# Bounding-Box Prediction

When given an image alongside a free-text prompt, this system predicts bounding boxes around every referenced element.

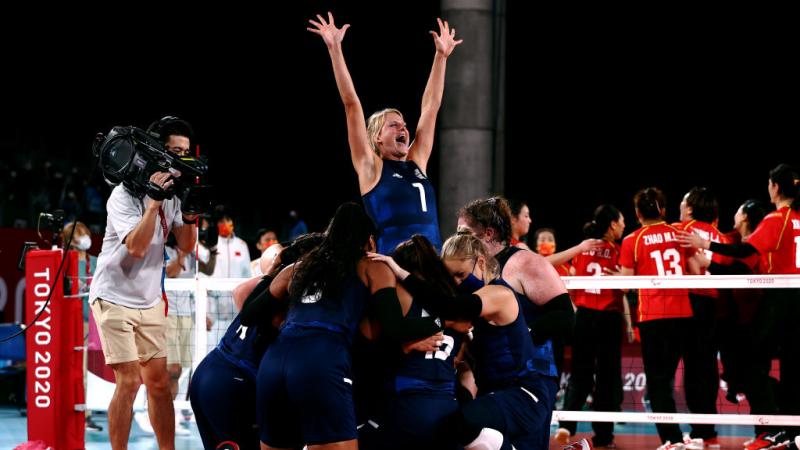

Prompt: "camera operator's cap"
[146,116,194,143]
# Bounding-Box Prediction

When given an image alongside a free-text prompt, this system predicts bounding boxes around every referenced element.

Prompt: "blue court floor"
[0,407,202,450]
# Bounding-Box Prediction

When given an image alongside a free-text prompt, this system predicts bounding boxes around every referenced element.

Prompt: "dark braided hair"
[289,203,376,301]
[392,235,457,297]
[684,187,719,223]
[769,164,800,211]
[634,187,666,220]
[740,199,770,234]
[583,204,622,239]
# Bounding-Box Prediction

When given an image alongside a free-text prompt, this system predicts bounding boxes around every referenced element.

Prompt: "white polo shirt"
[89,185,184,309]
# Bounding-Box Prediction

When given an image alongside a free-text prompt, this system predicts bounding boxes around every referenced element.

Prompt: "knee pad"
[464,428,504,450]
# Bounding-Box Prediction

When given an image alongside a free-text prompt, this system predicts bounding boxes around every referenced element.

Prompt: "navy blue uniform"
[256,275,369,447]
[461,279,555,450]
[495,247,559,378]
[190,314,268,450]
[377,302,462,450]
[362,160,441,254]
[493,250,561,450]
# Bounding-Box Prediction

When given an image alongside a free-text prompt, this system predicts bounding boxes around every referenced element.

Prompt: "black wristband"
[182,214,197,225]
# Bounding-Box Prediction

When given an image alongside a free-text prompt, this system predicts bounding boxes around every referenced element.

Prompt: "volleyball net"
[83,275,800,427]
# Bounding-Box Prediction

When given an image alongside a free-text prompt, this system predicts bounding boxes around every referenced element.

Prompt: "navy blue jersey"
[394,301,462,395]
[362,160,441,254]
[469,279,539,390]
[495,247,559,378]
[190,349,259,449]
[282,274,370,345]
[216,314,267,379]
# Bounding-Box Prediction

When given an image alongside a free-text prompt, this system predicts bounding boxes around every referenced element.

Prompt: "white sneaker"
[682,433,704,449]
[657,441,685,450]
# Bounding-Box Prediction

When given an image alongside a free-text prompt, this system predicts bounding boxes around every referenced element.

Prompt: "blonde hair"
[62,221,90,246]
[441,234,499,280]
[366,108,403,155]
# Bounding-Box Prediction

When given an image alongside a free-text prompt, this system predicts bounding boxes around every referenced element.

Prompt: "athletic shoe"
[563,438,593,449]
[744,432,786,450]
[682,435,704,449]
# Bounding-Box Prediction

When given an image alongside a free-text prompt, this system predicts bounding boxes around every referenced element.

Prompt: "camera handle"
[145,181,172,201]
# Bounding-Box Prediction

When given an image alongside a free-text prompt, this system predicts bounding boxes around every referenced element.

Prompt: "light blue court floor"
[0,405,758,449]
[0,406,203,449]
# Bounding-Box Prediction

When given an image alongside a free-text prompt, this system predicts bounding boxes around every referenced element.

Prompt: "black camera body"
[93,126,212,215]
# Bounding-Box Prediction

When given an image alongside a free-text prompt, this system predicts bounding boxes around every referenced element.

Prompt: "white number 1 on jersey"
[411,183,428,212]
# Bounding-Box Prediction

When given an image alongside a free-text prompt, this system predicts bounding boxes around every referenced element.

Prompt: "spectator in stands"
[212,214,252,278]
[250,228,279,276]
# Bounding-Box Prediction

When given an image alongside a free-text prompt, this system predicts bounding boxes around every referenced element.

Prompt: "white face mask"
[74,235,92,251]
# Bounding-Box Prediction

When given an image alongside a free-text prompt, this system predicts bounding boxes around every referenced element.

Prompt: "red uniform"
[556,262,572,277]
[746,206,800,274]
[674,220,731,298]
[620,222,692,322]
[572,240,624,312]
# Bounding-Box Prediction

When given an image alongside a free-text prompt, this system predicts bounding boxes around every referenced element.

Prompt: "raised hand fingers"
[327,11,335,26]
[316,14,327,26]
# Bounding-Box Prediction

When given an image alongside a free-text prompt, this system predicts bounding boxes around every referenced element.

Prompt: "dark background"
[1,2,795,251]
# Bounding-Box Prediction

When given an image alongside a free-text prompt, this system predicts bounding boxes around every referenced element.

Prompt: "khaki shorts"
[166,315,194,367]
[90,298,167,365]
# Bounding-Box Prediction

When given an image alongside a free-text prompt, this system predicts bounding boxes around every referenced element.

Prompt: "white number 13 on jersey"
[412,183,428,212]
[649,249,683,276]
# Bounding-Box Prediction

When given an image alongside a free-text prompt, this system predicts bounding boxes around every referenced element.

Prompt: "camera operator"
[88,116,198,450]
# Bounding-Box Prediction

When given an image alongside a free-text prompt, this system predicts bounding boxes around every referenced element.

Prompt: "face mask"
[74,235,91,251]
[458,273,485,294]
[537,241,555,256]
[261,239,278,251]
[218,223,234,238]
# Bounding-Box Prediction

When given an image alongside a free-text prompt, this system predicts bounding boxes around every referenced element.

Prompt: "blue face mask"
[458,273,485,294]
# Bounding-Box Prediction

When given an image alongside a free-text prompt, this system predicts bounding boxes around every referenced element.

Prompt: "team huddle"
[186,12,573,450]
[190,194,576,450]
[86,10,800,450]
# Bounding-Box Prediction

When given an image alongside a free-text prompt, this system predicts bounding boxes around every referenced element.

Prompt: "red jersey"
[673,220,731,298]
[556,262,572,277]
[747,206,800,274]
[619,222,692,322]
[572,240,624,312]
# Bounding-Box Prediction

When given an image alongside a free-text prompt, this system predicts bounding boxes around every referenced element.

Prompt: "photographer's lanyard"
[158,207,169,316]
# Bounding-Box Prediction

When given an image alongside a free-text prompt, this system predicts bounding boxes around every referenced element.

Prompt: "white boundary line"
[553,410,800,426]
